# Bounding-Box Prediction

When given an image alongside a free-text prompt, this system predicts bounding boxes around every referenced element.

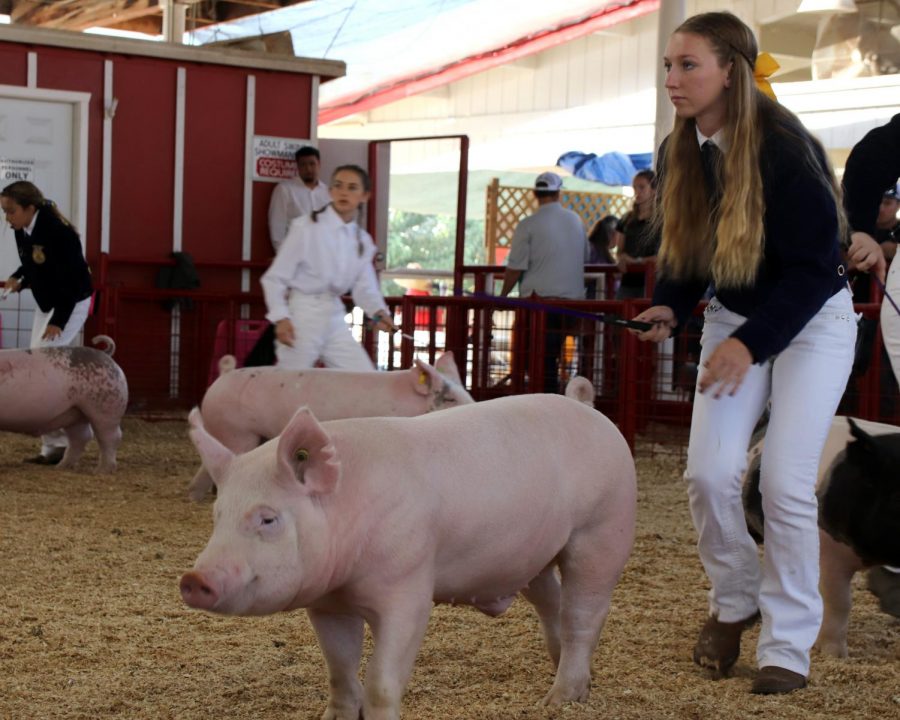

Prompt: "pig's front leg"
[363,592,434,720]
[816,528,865,658]
[521,565,562,667]
[307,609,365,720]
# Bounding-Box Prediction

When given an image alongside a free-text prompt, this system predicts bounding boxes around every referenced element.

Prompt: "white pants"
[881,262,900,386]
[31,296,92,454]
[685,288,856,676]
[275,292,375,371]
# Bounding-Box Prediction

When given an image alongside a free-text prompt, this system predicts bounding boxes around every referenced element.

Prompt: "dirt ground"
[1,418,897,720]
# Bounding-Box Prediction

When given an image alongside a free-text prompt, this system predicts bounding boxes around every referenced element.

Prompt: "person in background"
[586,214,618,299]
[841,113,900,617]
[632,12,856,695]
[2,180,93,465]
[261,164,396,370]
[614,170,661,299]
[500,171,588,393]
[267,145,331,252]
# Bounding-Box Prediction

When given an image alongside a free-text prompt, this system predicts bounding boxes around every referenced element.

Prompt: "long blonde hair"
[656,12,844,288]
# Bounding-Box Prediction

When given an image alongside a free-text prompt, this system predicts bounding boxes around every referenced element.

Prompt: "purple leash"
[463,291,654,332]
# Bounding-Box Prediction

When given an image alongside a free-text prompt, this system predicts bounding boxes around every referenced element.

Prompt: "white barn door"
[0,86,89,349]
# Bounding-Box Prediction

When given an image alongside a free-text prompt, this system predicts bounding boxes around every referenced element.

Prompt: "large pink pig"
[188,352,473,500]
[743,415,900,658]
[181,394,636,719]
[0,335,127,473]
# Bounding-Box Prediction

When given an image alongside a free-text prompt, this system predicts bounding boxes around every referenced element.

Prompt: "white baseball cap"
[534,172,563,192]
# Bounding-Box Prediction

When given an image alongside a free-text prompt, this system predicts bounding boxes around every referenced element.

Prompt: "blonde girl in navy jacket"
[633,12,856,695]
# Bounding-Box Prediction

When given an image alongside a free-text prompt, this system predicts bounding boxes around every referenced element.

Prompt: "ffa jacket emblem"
[32,245,46,264]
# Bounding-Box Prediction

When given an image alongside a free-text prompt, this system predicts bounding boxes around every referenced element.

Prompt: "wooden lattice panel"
[485,178,632,263]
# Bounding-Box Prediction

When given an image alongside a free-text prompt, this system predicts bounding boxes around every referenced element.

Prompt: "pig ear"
[414,358,448,395]
[847,418,900,483]
[188,408,234,488]
[408,362,435,397]
[434,351,462,383]
[276,407,340,495]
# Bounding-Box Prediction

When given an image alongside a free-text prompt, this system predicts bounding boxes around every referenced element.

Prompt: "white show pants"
[30,296,92,454]
[881,261,900,386]
[684,288,856,676]
[275,292,375,371]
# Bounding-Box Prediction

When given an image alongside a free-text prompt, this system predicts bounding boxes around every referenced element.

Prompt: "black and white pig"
[743,415,900,657]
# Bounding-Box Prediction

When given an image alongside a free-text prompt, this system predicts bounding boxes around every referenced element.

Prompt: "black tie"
[700,140,722,207]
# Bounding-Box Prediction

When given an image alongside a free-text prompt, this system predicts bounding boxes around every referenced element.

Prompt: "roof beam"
[9,0,205,31]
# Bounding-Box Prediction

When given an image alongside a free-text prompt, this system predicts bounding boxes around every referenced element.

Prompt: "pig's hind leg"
[543,522,632,706]
[91,420,123,474]
[307,609,365,720]
[56,419,93,470]
[521,565,562,666]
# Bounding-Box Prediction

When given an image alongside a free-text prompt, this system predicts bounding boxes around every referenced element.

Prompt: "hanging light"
[797,0,858,13]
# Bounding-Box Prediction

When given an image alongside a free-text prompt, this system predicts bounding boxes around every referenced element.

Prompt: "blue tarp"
[557,151,654,186]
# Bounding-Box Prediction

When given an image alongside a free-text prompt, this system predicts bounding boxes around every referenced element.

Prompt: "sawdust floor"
[1,418,898,720]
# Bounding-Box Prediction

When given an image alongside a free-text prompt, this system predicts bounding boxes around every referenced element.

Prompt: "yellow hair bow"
[754,52,780,101]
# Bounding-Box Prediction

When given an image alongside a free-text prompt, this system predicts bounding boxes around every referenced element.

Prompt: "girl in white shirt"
[261,165,396,370]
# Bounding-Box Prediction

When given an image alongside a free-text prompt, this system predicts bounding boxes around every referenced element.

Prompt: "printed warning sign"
[252,136,312,182]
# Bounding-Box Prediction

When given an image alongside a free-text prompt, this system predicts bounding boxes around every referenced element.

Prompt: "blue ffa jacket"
[653,125,848,363]
[11,206,93,330]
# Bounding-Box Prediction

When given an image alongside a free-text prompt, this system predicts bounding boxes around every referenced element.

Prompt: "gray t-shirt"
[506,202,587,299]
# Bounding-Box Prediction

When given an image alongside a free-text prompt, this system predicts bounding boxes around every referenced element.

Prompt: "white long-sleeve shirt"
[267,177,331,250]
[261,205,388,322]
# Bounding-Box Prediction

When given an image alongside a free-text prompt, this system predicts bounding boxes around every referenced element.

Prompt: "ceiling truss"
[0,0,310,35]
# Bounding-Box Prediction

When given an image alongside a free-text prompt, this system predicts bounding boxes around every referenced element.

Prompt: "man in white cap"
[500,171,588,393]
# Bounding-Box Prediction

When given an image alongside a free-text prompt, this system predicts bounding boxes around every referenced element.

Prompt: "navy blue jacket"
[653,125,847,363]
[11,206,93,330]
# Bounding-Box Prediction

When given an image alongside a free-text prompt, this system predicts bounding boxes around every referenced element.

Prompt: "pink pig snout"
[180,570,222,610]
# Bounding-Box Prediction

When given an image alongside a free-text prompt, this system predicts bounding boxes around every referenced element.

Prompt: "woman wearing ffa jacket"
[2,180,93,465]
[633,12,856,694]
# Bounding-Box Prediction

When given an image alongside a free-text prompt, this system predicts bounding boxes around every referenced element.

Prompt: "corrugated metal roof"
[189,0,627,108]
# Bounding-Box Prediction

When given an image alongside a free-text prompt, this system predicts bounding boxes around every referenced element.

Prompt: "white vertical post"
[170,66,187,398]
[309,75,319,143]
[162,0,188,44]
[242,75,255,299]
[26,51,37,87]
[101,60,114,254]
[653,0,686,161]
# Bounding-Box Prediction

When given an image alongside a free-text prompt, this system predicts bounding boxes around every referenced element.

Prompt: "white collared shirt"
[696,126,728,152]
[261,204,387,322]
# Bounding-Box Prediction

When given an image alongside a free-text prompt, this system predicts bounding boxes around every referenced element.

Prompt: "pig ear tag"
[418,371,427,384]
[295,448,310,463]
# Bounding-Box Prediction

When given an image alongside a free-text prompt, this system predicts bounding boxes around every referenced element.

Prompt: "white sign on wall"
[252,135,313,183]
[0,157,35,183]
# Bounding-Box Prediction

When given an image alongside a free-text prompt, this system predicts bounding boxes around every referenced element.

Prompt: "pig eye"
[295,448,310,462]
[261,515,278,526]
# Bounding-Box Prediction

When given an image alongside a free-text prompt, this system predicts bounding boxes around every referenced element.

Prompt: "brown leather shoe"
[751,666,807,694]
[692,610,761,677]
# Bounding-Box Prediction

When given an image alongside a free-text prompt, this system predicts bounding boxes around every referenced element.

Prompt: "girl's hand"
[631,305,676,343]
[3,276,21,295]
[275,318,295,347]
[847,232,887,283]
[697,337,752,398]
[42,324,62,341]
